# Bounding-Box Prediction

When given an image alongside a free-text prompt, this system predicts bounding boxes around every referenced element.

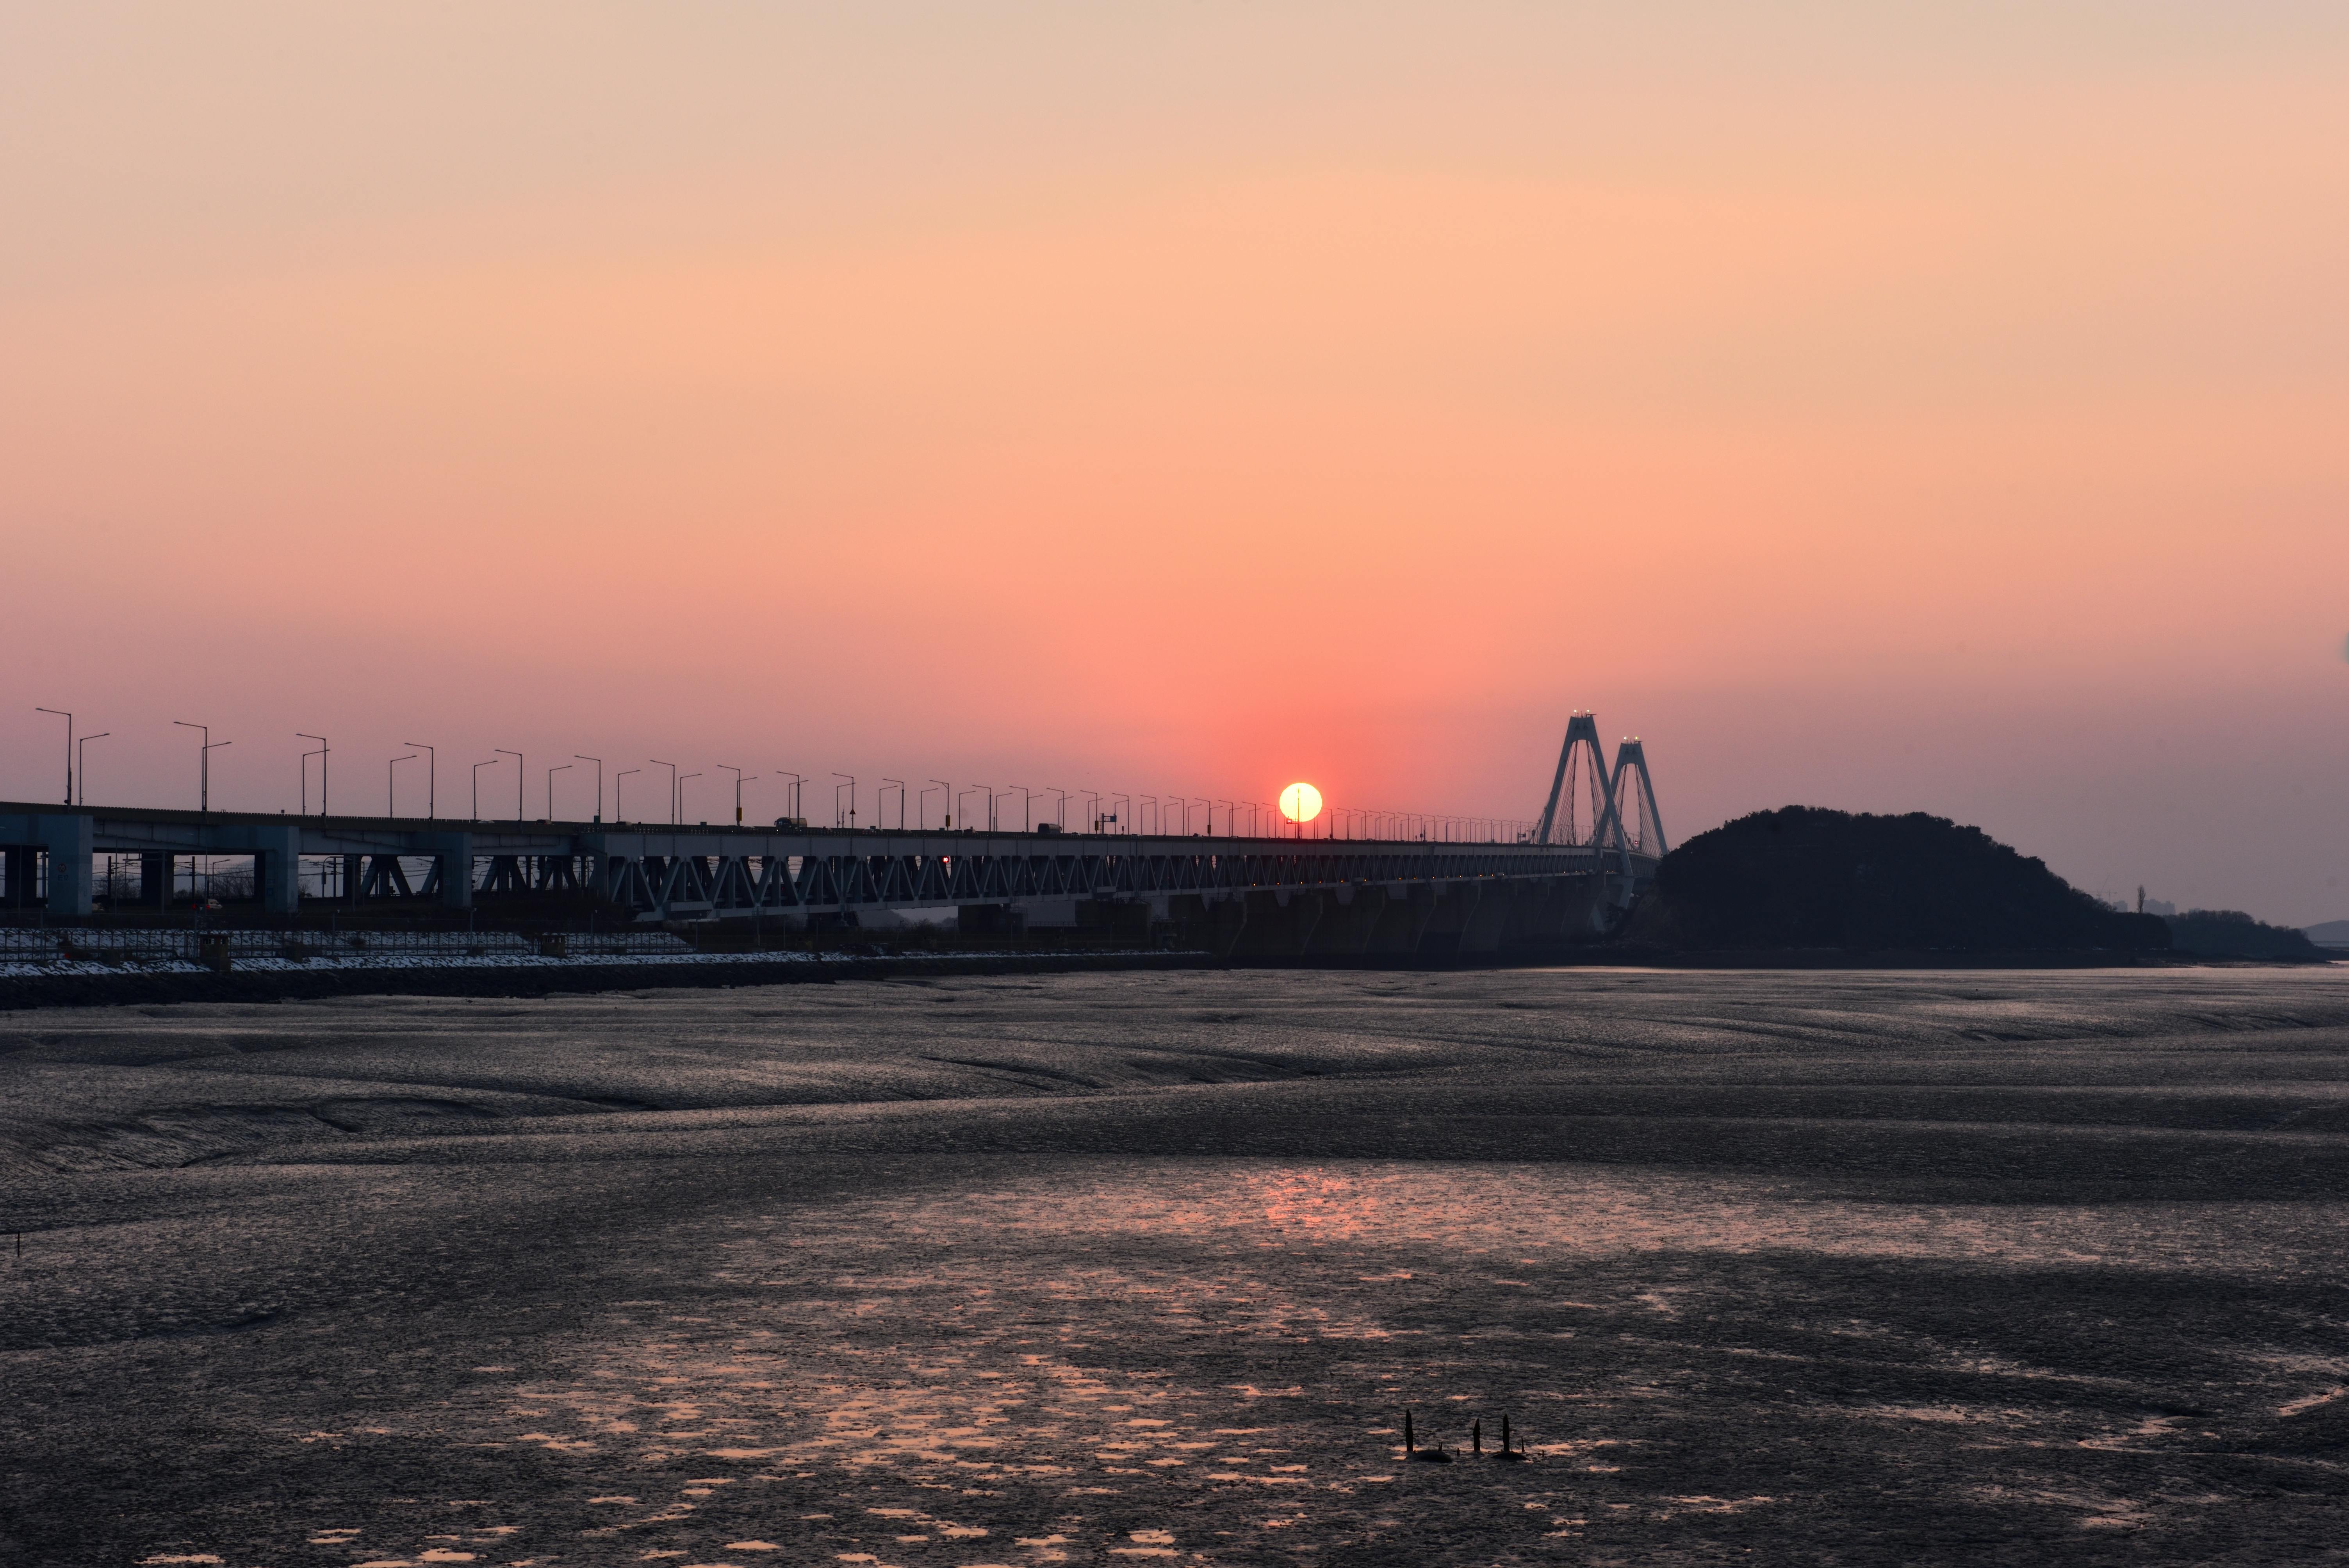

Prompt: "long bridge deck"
[1,802,1656,945]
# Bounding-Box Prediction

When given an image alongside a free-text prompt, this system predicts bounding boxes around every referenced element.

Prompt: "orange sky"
[4,4,2347,918]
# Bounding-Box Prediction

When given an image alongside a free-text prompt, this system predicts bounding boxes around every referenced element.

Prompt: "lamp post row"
[29,710,1539,840]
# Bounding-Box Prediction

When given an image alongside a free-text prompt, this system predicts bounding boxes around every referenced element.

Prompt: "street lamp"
[171,722,228,813]
[651,759,678,825]
[403,743,436,818]
[297,733,328,816]
[495,748,522,823]
[33,708,71,805]
[472,760,495,820]
[575,755,603,823]
[776,771,806,824]
[959,784,986,832]
[1046,787,1067,830]
[679,772,703,822]
[881,778,905,830]
[923,779,948,830]
[390,753,417,815]
[75,733,108,806]
[547,762,572,820]
[1112,794,1130,836]
[615,768,641,823]
[834,773,857,829]
[720,765,755,827]
[1081,789,1100,833]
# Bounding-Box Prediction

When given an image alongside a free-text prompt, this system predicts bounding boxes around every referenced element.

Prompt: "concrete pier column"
[3,846,33,909]
[1457,882,1507,953]
[35,815,94,916]
[142,853,173,908]
[427,832,474,909]
[251,827,301,915]
[342,853,364,902]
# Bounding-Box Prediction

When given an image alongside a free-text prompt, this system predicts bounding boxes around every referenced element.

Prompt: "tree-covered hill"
[1641,806,2171,953]
[2164,910,2323,960]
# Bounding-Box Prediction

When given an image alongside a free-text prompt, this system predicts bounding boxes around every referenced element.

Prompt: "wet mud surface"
[3,968,2347,1565]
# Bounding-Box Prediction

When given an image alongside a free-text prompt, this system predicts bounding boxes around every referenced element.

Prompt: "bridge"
[1,715,1664,956]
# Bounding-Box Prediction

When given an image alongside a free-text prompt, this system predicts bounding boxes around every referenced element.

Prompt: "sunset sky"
[4,4,2345,920]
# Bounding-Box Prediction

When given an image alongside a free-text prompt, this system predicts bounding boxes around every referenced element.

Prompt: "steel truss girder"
[7,800,1665,924]
[577,841,1654,922]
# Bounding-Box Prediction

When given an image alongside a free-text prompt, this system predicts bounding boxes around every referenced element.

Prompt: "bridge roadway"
[0,802,1657,946]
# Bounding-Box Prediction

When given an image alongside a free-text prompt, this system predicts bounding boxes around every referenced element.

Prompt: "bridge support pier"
[1458,882,1510,954]
[3,846,34,909]
[34,815,93,916]
[1365,885,1433,955]
[252,827,301,915]
[1302,884,1386,956]
[1417,882,1479,957]
[427,832,474,909]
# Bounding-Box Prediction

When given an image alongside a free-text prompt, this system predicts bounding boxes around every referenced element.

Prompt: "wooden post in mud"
[1403,1406,1453,1463]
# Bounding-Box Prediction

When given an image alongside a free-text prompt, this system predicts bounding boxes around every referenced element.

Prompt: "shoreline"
[0,950,1214,1010]
[0,944,2325,1011]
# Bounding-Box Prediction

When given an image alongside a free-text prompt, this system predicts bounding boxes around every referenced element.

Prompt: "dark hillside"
[1647,806,2170,953]
[2166,910,2324,960]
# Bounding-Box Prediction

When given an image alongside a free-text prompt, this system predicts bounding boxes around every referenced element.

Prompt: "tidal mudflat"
[4,968,2347,1566]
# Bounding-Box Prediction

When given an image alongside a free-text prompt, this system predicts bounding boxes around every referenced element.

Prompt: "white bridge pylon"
[1531,713,1667,899]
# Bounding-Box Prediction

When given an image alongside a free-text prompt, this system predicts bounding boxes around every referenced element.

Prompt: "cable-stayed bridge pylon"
[1531,712,1667,911]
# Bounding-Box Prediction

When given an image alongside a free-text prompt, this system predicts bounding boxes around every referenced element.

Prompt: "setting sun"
[1279,782,1323,824]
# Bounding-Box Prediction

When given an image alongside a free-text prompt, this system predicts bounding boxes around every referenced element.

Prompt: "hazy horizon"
[5,3,2345,922]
